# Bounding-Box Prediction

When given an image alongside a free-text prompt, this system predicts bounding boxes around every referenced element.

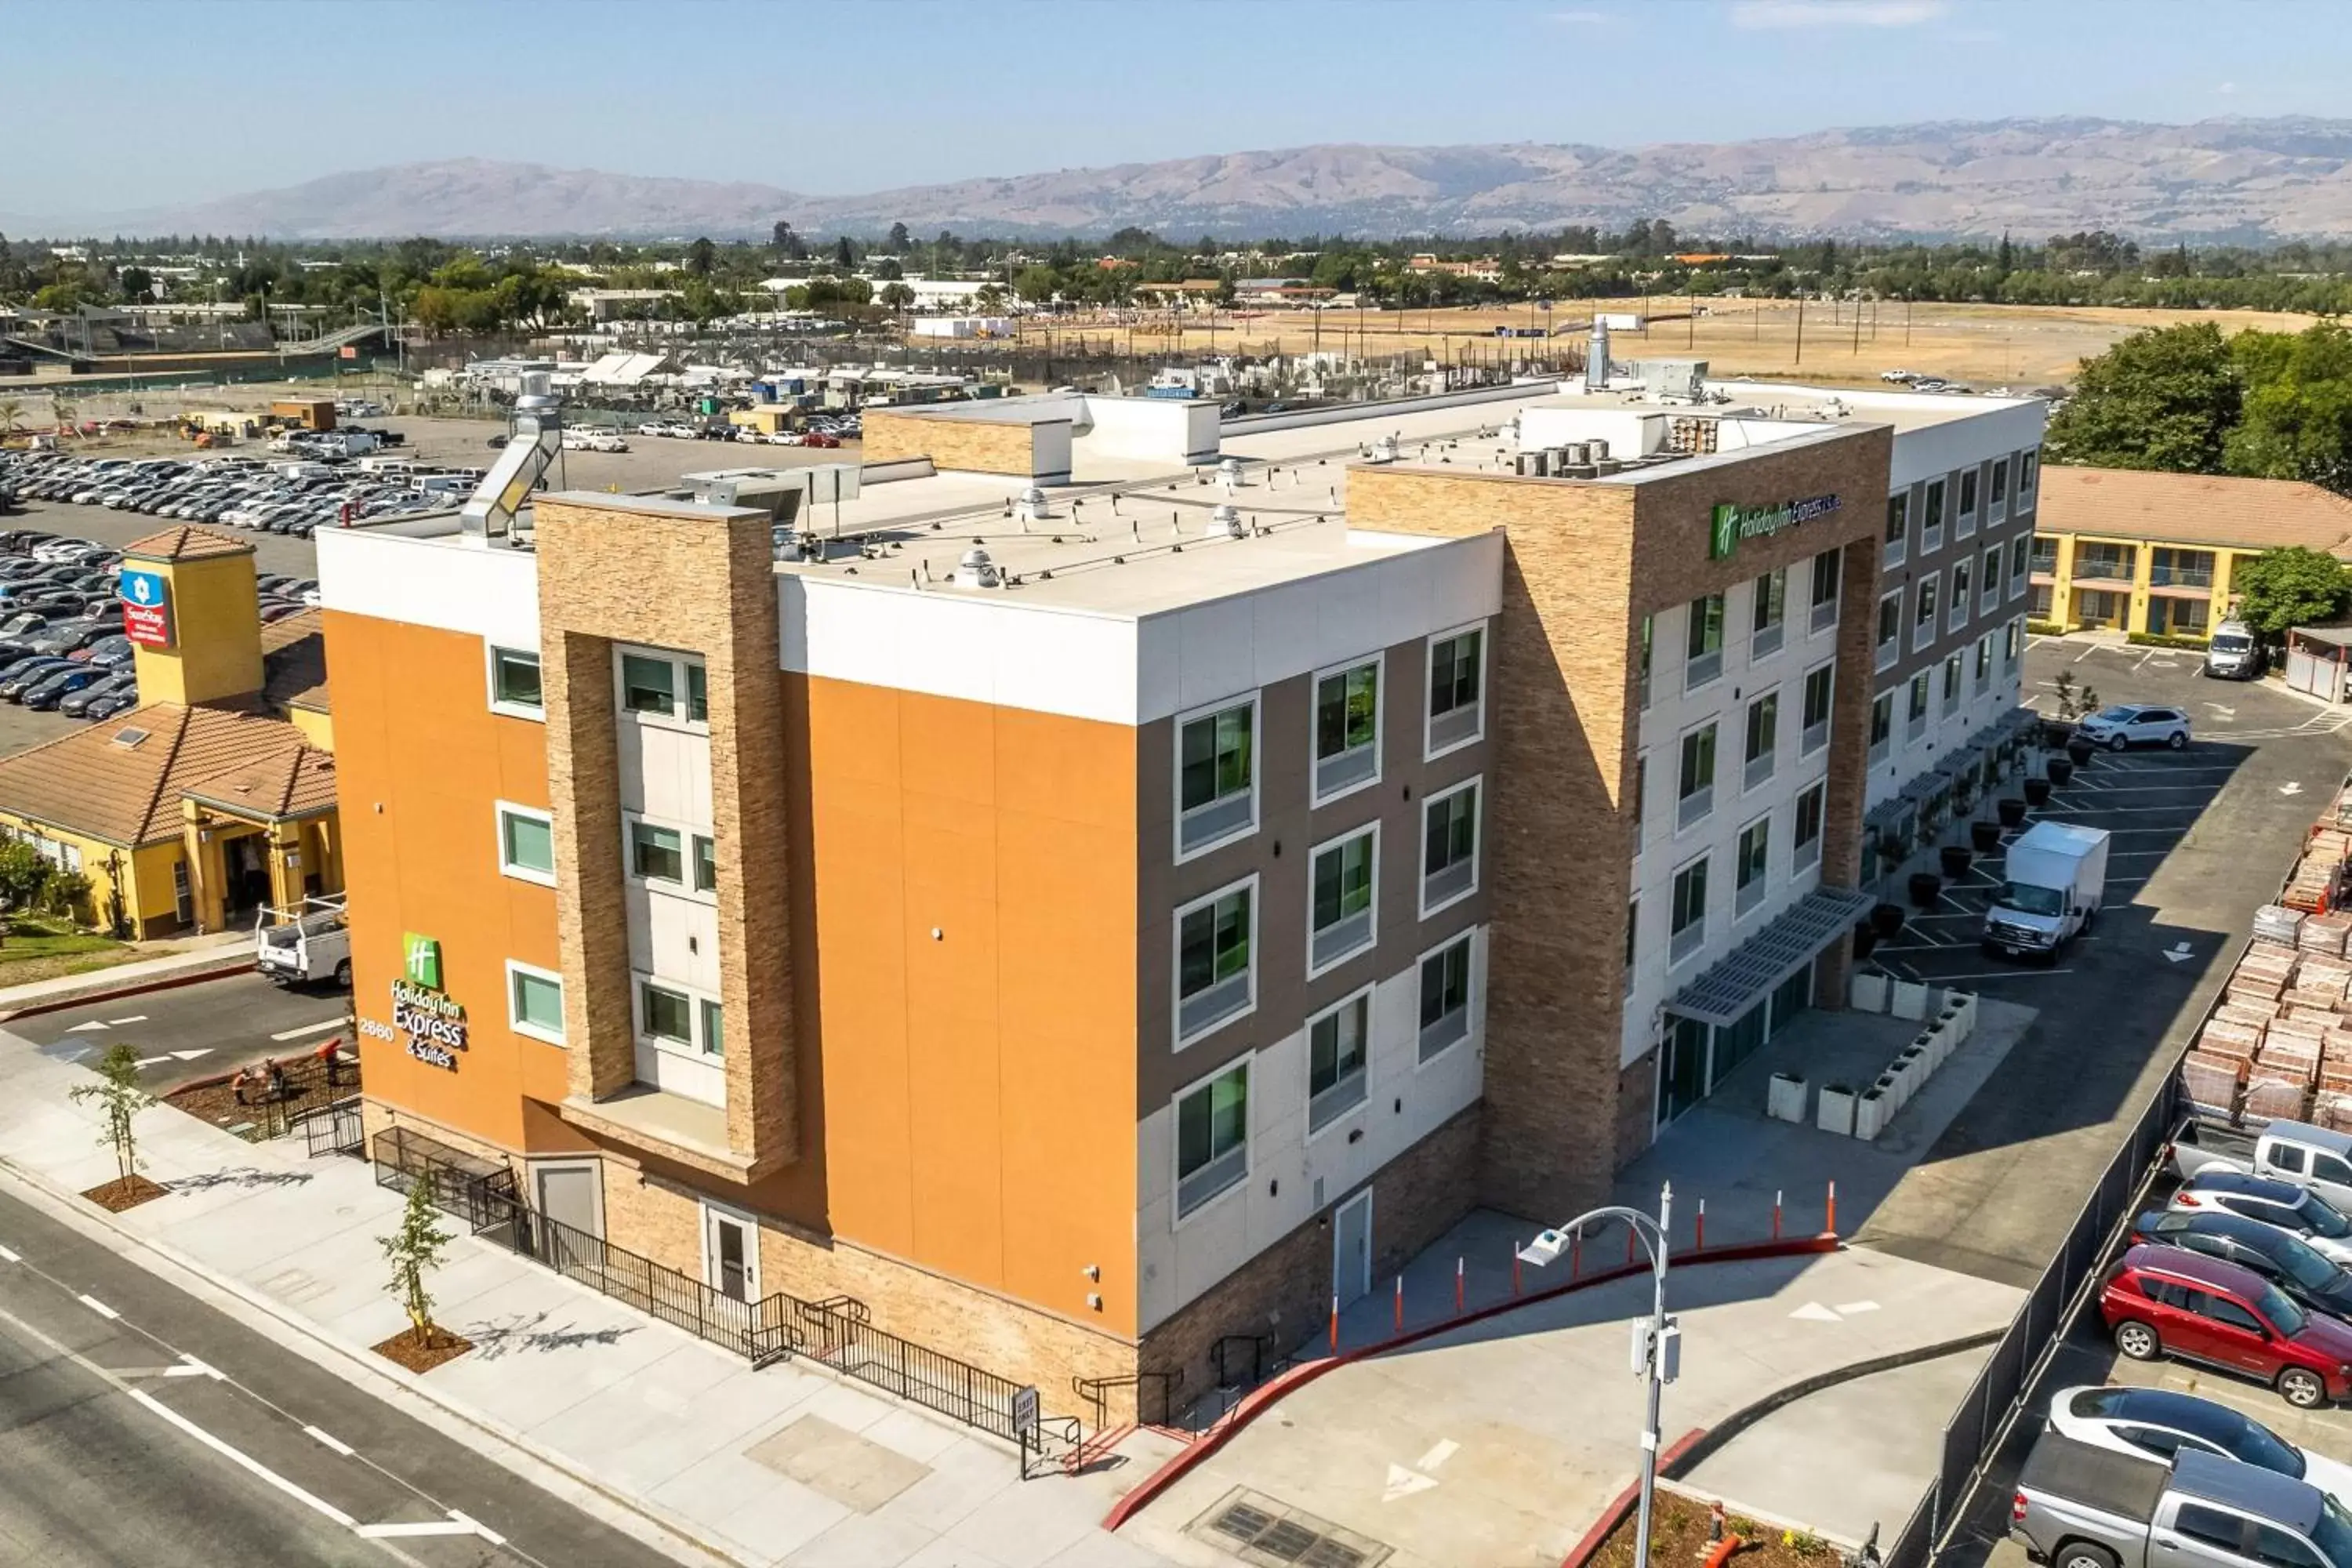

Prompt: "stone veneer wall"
[532,495,800,1179]
[859,412,1052,477]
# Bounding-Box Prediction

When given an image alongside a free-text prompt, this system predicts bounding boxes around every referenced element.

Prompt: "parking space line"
[1904,967,2080,982]
[129,1390,360,1530]
[77,1293,118,1319]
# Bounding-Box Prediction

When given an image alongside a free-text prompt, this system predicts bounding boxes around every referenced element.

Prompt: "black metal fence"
[371,1127,518,1231]
[802,1295,1032,1440]
[1879,1073,2183,1568]
[291,1096,363,1159]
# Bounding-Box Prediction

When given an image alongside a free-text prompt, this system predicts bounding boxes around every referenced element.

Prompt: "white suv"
[2075,703,2192,752]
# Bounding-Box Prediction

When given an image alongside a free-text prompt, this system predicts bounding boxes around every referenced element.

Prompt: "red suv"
[2102,1243,2352,1408]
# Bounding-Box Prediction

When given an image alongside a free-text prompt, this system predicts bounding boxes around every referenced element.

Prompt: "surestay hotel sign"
[1708,494,1841,561]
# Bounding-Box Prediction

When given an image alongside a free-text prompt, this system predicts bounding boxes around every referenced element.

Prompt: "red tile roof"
[2041,466,2352,557]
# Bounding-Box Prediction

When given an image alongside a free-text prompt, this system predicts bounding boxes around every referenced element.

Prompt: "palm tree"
[49,395,77,442]
[0,400,21,437]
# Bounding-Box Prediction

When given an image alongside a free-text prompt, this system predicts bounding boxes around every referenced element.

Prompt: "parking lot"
[1842,638,2352,1290]
[12,971,347,1094]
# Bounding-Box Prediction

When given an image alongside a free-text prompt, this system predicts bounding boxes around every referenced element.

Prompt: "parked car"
[2174,1121,2352,1214]
[0,658,74,701]
[24,665,107,710]
[58,672,134,718]
[82,686,140,720]
[2169,1172,2352,1266]
[2011,1427,2352,1568]
[2046,1384,2352,1507]
[2100,1243,2352,1406]
[2133,1208,2352,1322]
[2075,704,2192,752]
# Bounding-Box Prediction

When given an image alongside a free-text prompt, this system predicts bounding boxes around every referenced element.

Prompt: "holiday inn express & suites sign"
[357,932,471,1071]
[1708,494,1842,560]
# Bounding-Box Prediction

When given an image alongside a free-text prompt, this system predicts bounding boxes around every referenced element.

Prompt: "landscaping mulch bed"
[163,1053,359,1139]
[82,1173,169,1212]
[1589,1491,1839,1568]
[372,1324,473,1374]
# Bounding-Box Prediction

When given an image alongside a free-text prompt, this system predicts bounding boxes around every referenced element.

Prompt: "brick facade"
[861,411,1054,477]
[534,494,800,1181]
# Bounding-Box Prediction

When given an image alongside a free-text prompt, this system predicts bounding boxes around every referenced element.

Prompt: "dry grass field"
[1018,296,2323,392]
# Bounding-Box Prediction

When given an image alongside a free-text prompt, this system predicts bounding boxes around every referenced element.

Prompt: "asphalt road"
[14,971,349,1093]
[1856,639,2352,1287]
[0,1180,688,1567]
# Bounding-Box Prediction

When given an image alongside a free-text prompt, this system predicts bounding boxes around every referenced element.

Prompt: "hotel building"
[320,374,2038,1414]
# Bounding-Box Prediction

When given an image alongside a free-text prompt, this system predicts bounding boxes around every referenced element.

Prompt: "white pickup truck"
[2174,1120,2352,1215]
[254,897,351,989]
[2012,1428,2352,1568]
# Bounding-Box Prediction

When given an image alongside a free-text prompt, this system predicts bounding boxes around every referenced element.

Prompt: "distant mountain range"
[24,117,2352,242]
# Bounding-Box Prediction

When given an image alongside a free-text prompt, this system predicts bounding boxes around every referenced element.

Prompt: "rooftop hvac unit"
[1555,441,1591,467]
[1587,436,1610,460]
[1369,434,1400,463]
[1516,448,1551,477]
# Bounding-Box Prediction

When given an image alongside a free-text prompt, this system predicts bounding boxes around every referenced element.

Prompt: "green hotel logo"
[1707,493,1842,560]
[402,933,442,990]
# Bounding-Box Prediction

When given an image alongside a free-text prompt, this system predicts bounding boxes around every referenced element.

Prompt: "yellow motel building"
[2031,466,2352,641]
[0,526,338,938]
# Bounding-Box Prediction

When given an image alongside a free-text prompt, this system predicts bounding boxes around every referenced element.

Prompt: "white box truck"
[1983,821,2110,961]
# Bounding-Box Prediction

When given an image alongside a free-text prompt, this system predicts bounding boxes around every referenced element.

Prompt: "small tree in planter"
[67,1043,162,1210]
[376,1172,470,1371]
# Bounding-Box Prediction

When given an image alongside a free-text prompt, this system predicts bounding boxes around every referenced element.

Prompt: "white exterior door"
[1333,1191,1373,1310]
[702,1202,759,1304]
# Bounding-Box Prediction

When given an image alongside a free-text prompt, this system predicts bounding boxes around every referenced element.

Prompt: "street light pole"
[1516,1184,1677,1568]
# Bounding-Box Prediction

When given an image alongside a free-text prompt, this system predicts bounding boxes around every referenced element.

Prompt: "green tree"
[2045,323,2244,474]
[833,235,855,270]
[878,281,915,314]
[2227,321,2352,496]
[67,1043,154,1188]
[974,282,1010,314]
[886,221,911,254]
[380,1171,456,1340]
[1012,266,1060,305]
[0,399,21,436]
[117,265,154,300]
[2231,546,2352,638]
[685,237,717,278]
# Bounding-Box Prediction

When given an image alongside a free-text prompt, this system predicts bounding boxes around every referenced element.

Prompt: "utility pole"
[1794,293,1806,367]
[1852,292,1863,355]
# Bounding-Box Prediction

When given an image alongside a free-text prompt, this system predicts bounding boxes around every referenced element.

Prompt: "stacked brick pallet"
[2283,826,2352,913]
[2188,905,2352,1128]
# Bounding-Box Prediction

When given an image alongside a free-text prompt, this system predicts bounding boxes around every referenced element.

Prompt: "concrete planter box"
[1890,979,1932,1021]
[1937,1006,1973,1053]
[1922,1023,1952,1072]
[1850,972,1889,1013]
[1856,1090,1890,1142]
[1817,1085,1857,1138]
[1767,1073,1809,1124]
[1945,990,1979,1035]
[1893,1045,1927,1098]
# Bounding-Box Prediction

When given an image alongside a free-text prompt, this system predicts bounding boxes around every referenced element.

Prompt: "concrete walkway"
[1120,1244,2022,1568]
[0,1033,1179,1568]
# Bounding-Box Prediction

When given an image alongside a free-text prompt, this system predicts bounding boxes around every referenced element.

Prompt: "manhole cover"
[1189,1487,1390,1568]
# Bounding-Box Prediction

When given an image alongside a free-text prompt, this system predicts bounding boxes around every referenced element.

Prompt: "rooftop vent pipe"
[1586,319,1611,393]
[462,373,562,541]
[955,547,1001,588]
[1209,503,1246,539]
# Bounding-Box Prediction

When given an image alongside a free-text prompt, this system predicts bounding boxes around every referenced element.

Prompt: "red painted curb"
[1099,1232,1838,1533]
[1558,1428,1709,1568]
[0,960,256,1022]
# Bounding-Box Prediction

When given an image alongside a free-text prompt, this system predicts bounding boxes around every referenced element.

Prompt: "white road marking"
[448,1512,503,1546]
[1834,1301,1882,1315]
[133,1055,174,1069]
[1903,967,2081,982]
[105,1015,146,1025]
[165,1356,222,1380]
[168,1048,210,1062]
[66,1021,107,1033]
[1791,1301,1843,1323]
[2282,782,2305,797]
[0,1244,20,1263]
[269,1018,345,1043]
[2165,942,2195,964]
[129,1389,359,1530]
[76,1294,118,1319]
[356,1521,478,1539]
[1416,1439,1460,1472]
[303,1425,355,1457]
[1382,1462,1440,1502]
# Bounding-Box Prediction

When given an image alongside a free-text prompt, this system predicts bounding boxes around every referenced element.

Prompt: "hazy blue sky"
[9,0,2352,217]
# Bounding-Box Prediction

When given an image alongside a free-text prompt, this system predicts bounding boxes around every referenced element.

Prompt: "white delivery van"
[2205,620,2263,680]
[1983,821,2111,961]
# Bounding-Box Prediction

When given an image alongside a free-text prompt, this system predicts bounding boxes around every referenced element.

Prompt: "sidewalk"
[0,928,252,1018]
[0,1031,1179,1568]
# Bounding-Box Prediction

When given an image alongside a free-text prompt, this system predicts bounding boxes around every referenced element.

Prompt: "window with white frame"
[1428,626,1485,754]
[1734,816,1769,916]
[507,960,564,1044]
[637,975,720,1058]
[1884,492,1909,566]
[1686,593,1726,691]
[1676,723,1716,830]
[1175,1061,1250,1218]
[1981,545,2003,611]
[1417,933,1473,1062]
[1624,897,1639,996]
[1907,671,1930,736]
[1793,782,1826,872]
[1177,697,1257,856]
[629,818,684,885]
[2005,618,2023,666]
[1312,658,1381,800]
[1991,453,2011,508]
[618,648,706,725]
[1309,826,1377,972]
[1632,753,1648,845]
[1951,557,1971,627]
[1924,477,1946,546]
[1637,615,1654,710]
[700,996,724,1058]
[1869,691,1893,764]
[1876,589,1902,672]
[1669,855,1708,966]
[1307,990,1370,1134]
[1800,664,1833,756]
[1942,652,1962,714]
[488,646,543,717]
[1976,632,1993,687]
[1751,568,1787,661]
[2010,534,2031,593]
[1809,547,1842,633]
[1175,880,1255,1043]
[1958,467,1979,524]
[1913,575,1939,649]
[497,802,555,886]
[2020,450,2038,497]
[1421,779,1480,913]
[1742,692,1777,792]
[693,833,717,895]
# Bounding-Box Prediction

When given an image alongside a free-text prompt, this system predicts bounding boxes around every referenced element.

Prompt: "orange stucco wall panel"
[799,671,1140,1332]
[325,609,564,1154]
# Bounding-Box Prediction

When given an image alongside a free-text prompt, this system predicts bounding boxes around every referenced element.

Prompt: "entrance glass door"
[702,1205,757,1304]
[1657,1014,1708,1127]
